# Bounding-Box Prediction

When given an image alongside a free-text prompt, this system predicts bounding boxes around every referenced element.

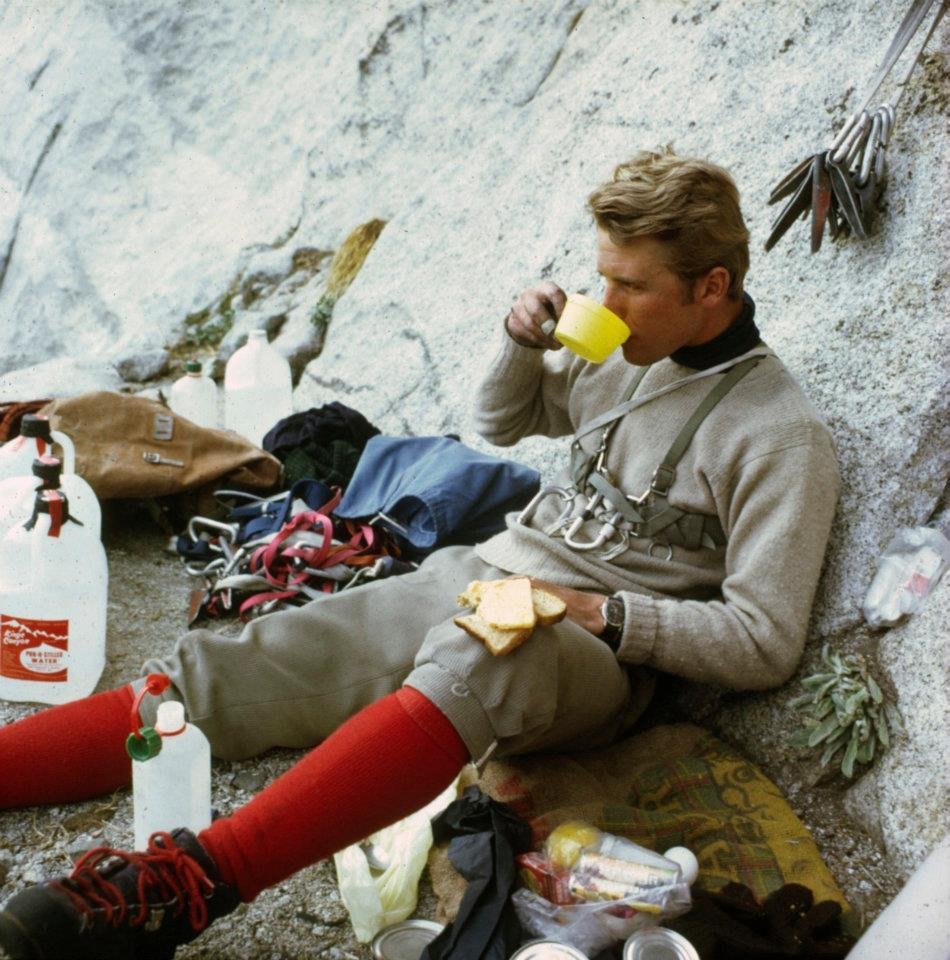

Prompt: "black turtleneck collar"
[670,292,761,370]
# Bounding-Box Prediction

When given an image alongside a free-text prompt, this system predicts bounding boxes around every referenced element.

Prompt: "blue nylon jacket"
[335,436,540,554]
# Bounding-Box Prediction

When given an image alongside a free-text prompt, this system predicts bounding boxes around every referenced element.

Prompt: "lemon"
[545,820,601,868]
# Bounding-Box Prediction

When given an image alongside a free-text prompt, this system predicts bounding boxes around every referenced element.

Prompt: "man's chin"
[620,341,657,366]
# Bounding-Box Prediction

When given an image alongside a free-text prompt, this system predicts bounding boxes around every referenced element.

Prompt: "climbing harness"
[517,349,772,562]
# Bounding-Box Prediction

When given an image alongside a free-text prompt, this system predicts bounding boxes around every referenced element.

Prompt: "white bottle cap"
[155,700,186,735]
[663,845,700,885]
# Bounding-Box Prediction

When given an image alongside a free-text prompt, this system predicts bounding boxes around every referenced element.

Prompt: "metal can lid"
[623,927,700,960]
[372,919,444,960]
[509,939,589,960]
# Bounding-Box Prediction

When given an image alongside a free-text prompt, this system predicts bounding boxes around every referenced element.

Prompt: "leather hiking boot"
[0,828,239,960]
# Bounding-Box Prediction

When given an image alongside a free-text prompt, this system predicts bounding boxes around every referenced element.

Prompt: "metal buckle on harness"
[650,465,676,496]
[648,540,674,562]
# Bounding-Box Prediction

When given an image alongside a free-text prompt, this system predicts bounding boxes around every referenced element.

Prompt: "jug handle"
[50,430,75,474]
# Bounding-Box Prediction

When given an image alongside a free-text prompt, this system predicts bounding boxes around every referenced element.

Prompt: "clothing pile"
[175,404,541,622]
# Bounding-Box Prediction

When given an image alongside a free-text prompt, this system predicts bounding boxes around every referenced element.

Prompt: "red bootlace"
[52,832,214,932]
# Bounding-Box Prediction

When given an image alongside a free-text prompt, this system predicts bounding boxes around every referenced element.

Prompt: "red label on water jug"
[0,615,68,682]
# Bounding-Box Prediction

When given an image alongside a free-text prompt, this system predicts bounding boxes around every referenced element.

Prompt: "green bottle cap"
[125,727,163,762]
[184,360,202,374]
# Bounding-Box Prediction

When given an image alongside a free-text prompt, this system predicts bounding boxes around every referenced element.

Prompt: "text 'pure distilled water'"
[131,699,211,851]
[223,330,292,447]
[0,490,107,704]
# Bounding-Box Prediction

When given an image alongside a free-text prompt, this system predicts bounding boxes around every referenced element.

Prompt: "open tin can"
[372,918,443,959]
[623,927,699,960]
[509,939,589,959]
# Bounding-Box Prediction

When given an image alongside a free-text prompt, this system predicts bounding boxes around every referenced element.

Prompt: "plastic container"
[862,526,950,627]
[0,414,75,481]
[169,359,218,429]
[0,456,101,540]
[223,329,292,447]
[553,294,630,363]
[0,489,108,704]
[131,699,211,850]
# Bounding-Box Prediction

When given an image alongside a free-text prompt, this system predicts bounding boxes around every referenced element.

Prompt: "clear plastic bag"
[862,526,950,628]
[333,776,459,942]
[512,823,692,955]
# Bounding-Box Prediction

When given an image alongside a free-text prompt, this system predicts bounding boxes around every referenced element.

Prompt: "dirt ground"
[0,502,898,957]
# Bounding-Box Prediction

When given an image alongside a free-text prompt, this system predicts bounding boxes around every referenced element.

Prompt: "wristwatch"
[599,594,625,652]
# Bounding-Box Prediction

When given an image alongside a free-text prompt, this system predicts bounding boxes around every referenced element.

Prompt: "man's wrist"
[599,594,624,652]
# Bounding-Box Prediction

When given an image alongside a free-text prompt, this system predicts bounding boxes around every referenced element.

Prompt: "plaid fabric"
[429,724,849,927]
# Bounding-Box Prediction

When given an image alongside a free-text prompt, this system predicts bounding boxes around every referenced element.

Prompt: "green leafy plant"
[788,644,901,778]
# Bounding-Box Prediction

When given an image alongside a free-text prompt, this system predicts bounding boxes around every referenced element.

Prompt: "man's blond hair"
[588,149,750,300]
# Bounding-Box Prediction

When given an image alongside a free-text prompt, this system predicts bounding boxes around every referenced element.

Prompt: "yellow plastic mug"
[550,293,629,363]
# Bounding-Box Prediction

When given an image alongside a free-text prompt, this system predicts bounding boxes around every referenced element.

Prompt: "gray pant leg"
[136,544,641,764]
[136,546,497,759]
[406,611,637,763]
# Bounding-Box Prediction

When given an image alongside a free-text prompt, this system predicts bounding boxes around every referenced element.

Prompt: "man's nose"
[602,286,624,318]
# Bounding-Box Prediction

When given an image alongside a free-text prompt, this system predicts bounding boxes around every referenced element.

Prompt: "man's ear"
[695,266,731,304]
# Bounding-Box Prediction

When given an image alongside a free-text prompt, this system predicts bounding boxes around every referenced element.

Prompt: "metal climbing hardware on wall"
[765,0,948,253]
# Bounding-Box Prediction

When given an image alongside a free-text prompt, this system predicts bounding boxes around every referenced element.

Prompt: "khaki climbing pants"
[137,546,648,762]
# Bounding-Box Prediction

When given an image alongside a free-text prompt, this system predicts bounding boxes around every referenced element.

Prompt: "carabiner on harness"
[516,484,577,536]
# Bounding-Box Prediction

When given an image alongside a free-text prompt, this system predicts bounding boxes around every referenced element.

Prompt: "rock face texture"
[1,0,947,882]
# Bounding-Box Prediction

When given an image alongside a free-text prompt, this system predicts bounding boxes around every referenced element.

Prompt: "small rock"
[67,835,102,861]
[231,769,267,793]
[0,857,11,885]
[115,350,170,383]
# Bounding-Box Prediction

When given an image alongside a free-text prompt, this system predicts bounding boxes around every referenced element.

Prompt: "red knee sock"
[0,685,135,808]
[199,687,469,902]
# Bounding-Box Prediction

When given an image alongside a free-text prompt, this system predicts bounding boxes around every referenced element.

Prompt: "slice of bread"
[531,589,567,626]
[453,614,532,657]
[476,576,537,630]
[457,578,567,627]
[456,580,486,608]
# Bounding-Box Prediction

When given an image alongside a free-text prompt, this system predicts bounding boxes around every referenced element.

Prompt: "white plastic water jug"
[0,414,75,481]
[0,456,101,540]
[131,700,211,850]
[0,490,108,704]
[224,329,292,447]
[169,359,218,429]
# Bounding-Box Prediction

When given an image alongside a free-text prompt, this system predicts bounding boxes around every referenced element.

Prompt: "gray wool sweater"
[472,332,840,692]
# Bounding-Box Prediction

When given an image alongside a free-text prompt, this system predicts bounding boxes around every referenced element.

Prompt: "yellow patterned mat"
[430,723,848,923]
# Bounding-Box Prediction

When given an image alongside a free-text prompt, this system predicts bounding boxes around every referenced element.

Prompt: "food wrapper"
[516,852,575,906]
[514,822,692,955]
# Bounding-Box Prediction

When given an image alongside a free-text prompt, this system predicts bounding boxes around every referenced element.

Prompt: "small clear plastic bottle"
[169,359,218,430]
[131,700,212,850]
[223,329,292,447]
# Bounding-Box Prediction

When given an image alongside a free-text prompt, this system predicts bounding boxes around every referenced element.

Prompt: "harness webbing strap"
[572,347,773,444]
[565,352,765,552]
[586,471,645,523]
[651,356,761,495]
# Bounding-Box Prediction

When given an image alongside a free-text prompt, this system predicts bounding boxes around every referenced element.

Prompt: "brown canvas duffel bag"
[40,391,281,501]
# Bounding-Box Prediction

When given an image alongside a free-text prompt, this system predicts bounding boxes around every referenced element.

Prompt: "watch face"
[605,596,624,628]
